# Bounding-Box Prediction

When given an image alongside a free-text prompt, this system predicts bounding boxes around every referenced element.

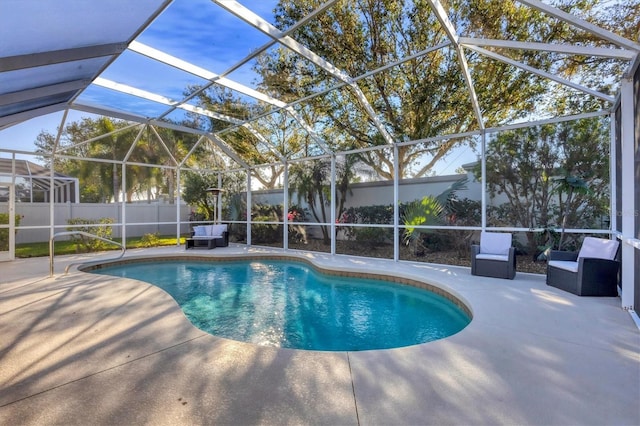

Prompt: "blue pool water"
[93,259,470,351]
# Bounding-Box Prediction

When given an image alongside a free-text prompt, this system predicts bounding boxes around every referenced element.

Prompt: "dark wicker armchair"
[471,232,516,280]
[546,237,620,296]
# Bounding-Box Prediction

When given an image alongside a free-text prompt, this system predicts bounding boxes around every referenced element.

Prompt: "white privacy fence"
[7,172,479,244]
[11,202,192,244]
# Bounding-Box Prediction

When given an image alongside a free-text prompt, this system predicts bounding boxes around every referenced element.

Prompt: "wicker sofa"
[186,224,229,249]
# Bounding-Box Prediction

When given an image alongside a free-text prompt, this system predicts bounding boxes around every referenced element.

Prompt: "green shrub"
[140,232,160,247]
[66,217,114,252]
[0,213,21,251]
[250,203,282,244]
[352,226,390,244]
[339,205,393,242]
[252,216,282,243]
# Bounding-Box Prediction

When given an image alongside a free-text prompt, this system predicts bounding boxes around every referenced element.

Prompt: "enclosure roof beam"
[0,43,126,72]
[0,80,90,106]
[147,125,179,167]
[93,77,244,124]
[207,134,251,169]
[459,38,638,60]
[0,103,67,129]
[56,122,143,154]
[214,1,349,82]
[242,124,286,162]
[427,0,484,130]
[213,0,396,145]
[122,126,147,163]
[129,41,332,155]
[517,0,640,52]
[128,41,287,108]
[136,1,337,153]
[467,45,615,103]
[93,77,177,106]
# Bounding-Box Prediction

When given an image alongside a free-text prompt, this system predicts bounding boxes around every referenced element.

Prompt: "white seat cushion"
[193,226,206,236]
[480,232,512,256]
[208,224,227,236]
[476,253,509,262]
[578,237,619,261]
[548,260,579,273]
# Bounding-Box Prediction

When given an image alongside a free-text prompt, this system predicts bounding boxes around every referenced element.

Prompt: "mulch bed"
[279,239,548,275]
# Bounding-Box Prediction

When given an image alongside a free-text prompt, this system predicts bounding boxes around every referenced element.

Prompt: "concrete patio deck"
[1,245,638,425]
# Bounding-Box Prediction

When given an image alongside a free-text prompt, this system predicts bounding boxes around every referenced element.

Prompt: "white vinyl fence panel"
[12,202,191,244]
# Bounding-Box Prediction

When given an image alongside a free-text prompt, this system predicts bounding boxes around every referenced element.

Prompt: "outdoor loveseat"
[186,224,229,249]
[546,236,620,296]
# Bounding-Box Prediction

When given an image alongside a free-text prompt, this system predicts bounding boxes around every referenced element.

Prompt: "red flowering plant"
[336,211,351,224]
[287,205,308,244]
[335,210,358,239]
[286,205,306,222]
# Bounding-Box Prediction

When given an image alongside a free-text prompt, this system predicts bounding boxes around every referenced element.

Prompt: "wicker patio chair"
[546,237,620,296]
[471,232,516,280]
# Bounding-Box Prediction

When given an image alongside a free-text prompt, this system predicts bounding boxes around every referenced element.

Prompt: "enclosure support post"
[330,155,336,256]
[246,169,252,246]
[121,162,126,246]
[393,144,400,262]
[481,130,487,230]
[619,77,636,310]
[283,161,289,251]
[610,113,617,235]
[217,173,223,224]
[176,167,181,246]
[49,151,55,243]
[8,155,15,260]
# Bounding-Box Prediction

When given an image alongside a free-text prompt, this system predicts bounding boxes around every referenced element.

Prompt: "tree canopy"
[481,115,610,252]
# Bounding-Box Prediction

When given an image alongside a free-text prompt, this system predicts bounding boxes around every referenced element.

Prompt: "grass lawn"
[16,235,187,258]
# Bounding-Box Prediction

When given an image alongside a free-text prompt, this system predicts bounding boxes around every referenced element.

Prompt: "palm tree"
[289,160,332,244]
[401,178,467,255]
[401,195,444,255]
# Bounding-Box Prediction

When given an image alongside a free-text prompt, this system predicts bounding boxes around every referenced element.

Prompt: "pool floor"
[1,245,638,425]
[92,258,470,351]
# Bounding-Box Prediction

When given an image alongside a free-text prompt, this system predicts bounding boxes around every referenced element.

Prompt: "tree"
[35,117,129,202]
[255,0,636,180]
[401,196,444,255]
[35,118,202,203]
[140,126,198,203]
[553,170,591,250]
[192,85,299,189]
[289,159,332,244]
[481,116,609,254]
[288,155,357,245]
[181,172,219,220]
[401,178,467,255]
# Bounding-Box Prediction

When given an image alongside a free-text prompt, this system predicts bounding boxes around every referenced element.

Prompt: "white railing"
[49,231,125,276]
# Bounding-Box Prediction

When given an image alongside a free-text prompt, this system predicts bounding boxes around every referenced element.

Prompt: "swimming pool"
[89,257,471,351]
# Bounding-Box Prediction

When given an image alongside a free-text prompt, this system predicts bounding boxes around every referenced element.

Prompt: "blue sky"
[0,0,279,154]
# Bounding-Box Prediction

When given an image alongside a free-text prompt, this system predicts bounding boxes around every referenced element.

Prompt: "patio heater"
[205,187,224,223]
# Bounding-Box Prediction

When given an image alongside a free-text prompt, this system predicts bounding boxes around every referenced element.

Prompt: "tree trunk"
[558,188,574,250]
[112,163,119,203]
[167,171,175,204]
